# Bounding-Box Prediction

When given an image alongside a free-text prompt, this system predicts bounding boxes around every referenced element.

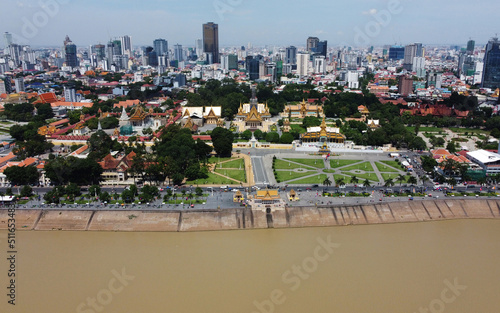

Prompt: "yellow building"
[249,189,285,212]
[282,99,325,119]
[300,117,345,144]
[233,87,273,132]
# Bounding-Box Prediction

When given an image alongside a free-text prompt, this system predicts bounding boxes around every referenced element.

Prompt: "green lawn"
[289,174,328,185]
[218,158,244,169]
[375,161,400,173]
[449,127,489,135]
[330,159,361,168]
[275,170,315,182]
[290,124,306,134]
[340,161,374,172]
[323,169,336,173]
[380,160,404,170]
[186,172,239,185]
[333,174,351,185]
[214,169,246,182]
[208,156,234,164]
[284,158,325,169]
[408,126,443,133]
[381,173,410,182]
[340,171,379,182]
[274,159,309,170]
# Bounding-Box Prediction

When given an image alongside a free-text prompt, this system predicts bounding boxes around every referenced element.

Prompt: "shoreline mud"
[1,199,499,232]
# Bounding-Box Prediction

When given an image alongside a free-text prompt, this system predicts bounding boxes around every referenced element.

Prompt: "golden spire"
[319,117,327,137]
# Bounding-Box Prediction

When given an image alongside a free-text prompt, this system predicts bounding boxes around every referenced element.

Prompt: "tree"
[280,132,294,144]
[265,132,280,143]
[446,141,457,153]
[20,185,33,197]
[407,176,418,186]
[211,127,234,157]
[253,129,263,140]
[302,116,321,128]
[195,187,203,197]
[241,130,252,140]
[363,179,371,188]
[323,177,332,186]
[4,166,39,186]
[336,177,345,187]
[396,174,406,186]
[384,178,394,187]
[350,175,359,185]
[87,130,113,160]
[44,156,103,186]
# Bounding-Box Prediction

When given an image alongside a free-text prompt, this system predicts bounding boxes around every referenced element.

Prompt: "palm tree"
[350,175,359,185]
[384,178,394,187]
[407,176,418,186]
[323,177,332,187]
[420,175,429,185]
[336,177,345,188]
[363,179,371,188]
[396,174,406,186]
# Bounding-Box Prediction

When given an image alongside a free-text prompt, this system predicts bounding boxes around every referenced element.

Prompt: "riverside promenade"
[0,199,499,232]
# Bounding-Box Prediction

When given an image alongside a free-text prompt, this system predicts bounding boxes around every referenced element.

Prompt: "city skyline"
[1,0,499,48]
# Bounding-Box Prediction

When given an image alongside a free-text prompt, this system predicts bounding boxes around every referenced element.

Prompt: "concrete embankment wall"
[1,200,499,232]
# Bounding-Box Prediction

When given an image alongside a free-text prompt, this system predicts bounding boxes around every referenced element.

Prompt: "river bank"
[0,199,499,232]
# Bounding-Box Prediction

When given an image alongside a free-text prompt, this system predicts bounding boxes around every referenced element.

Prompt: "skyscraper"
[64,37,78,68]
[245,56,260,80]
[153,39,168,56]
[481,37,500,89]
[174,44,183,62]
[121,35,132,56]
[285,46,297,65]
[3,32,13,47]
[203,22,219,63]
[307,37,319,53]
[466,39,475,54]
[195,39,203,57]
[297,52,309,76]
[388,46,405,60]
[316,41,327,57]
[403,44,417,70]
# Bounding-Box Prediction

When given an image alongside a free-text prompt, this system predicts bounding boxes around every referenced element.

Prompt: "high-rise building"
[14,77,24,93]
[64,86,77,102]
[173,44,183,62]
[195,39,203,57]
[415,43,423,57]
[0,76,13,94]
[245,56,260,80]
[412,57,426,78]
[106,41,115,66]
[398,75,413,96]
[316,41,327,57]
[3,32,13,47]
[121,35,132,56]
[112,40,122,56]
[481,37,500,89]
[389,46,405,60]
[94,44,106,61]
[403,44,417,70]
[466,39,475,54]
[314,56,326,74]
[8,44,21,67]
[221,54,238,71]
[297,52,309,76]
[307,37,319,53]
[64,37,78,68]
[203,22,219,63]
[153,39,168,56]
[285,46,297,65]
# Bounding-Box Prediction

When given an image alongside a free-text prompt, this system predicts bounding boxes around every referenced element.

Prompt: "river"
[1,219,499,312]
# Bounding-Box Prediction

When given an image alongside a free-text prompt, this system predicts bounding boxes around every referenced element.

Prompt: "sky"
[1,0,499,48]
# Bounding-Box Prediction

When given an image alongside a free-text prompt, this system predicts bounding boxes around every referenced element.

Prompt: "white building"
[346,71,359,89]
[466,150,500,175]
[296,52,309,77]
[314,56,326,74]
